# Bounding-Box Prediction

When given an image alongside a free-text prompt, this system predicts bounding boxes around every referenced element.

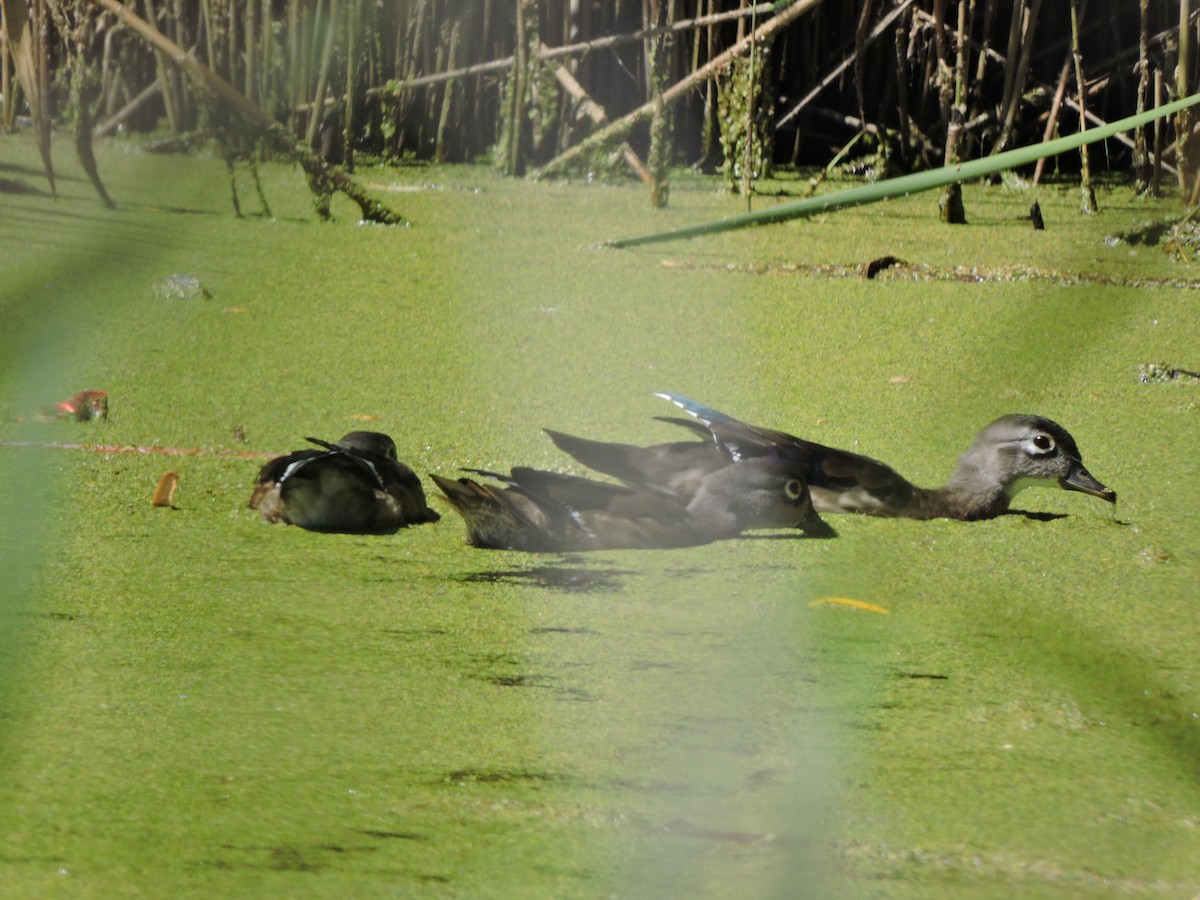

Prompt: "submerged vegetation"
[3,0,1200,210]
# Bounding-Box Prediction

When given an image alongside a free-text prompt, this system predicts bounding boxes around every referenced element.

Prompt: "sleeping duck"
[250,431,439,533]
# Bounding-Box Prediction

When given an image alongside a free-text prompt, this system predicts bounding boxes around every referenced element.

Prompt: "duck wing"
[656,392,917,514]
[252,448,324,489]
[544,429,723,499]
[249,448,326,516]
[303,436,389,490]
[308,435,439,524]
[434,467,706,551]
[373,455,439,523]
[267,452,396,532]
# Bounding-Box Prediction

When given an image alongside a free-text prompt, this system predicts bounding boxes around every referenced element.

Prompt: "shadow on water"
[476,667,598,703]
[208,838,421,874]
[740,530,838,541]
[458,557,637,594]
[0,178,49,197]
[455,536,817,595]
[441,768,567,785]
[0,160,74,177]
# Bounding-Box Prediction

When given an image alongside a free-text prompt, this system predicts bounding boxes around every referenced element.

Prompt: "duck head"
[308,431,400,460]
[948,415,1116,515]
[688,458,836,538]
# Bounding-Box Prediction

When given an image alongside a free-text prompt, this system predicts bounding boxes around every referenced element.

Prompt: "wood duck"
[546,393,1116,521]
[430,457,834,552]
[249,431,440,533]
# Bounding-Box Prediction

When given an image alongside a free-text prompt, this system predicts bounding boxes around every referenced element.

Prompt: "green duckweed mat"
[1,135,1198,898]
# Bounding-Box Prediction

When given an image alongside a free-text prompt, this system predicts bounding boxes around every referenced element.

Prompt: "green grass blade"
[609,92,1200,249]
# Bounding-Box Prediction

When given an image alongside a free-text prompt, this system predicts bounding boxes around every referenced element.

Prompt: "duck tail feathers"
[653,392,737,428]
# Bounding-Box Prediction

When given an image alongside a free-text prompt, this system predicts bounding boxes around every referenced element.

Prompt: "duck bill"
[1060,462,1117,504]
[798,505,837,538]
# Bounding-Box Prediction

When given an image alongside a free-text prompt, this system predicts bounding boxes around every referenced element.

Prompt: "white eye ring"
[1030,433,1055,453]
[785,479,804,500]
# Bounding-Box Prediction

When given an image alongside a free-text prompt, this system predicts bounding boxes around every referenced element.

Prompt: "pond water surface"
[1,136,1198,897]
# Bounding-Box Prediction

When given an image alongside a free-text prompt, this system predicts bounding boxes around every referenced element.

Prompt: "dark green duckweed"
[1,134,1198,897]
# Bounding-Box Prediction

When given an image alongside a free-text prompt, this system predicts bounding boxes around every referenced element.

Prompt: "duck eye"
[1032,433,1054,452]
[785,479,804,500]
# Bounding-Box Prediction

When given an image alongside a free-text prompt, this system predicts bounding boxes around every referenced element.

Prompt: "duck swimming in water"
[430,455,833,552]
[545,393,1116,521]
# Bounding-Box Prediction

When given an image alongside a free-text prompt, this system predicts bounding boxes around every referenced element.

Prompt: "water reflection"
[442,768,566,785]
[459,558,637,593]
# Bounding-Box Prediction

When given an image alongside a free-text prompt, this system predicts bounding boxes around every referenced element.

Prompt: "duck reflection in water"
[460,559,634,593]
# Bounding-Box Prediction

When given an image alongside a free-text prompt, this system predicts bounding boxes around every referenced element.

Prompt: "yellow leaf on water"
[809,597,889,614]
[152,472,180,508]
